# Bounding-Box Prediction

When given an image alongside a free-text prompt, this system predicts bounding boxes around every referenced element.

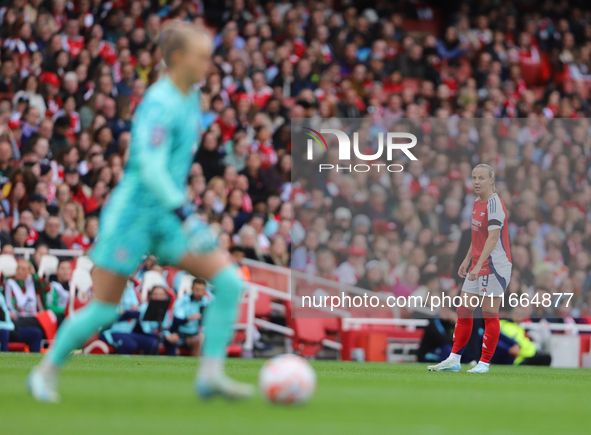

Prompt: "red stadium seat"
[226,343,242,358]
[36,310,58,341]
[85,339,114,354]
[8,342,29,352]
[254,291,272,318]
[289,317,326,358]
[324,317,341,341]
[163,266,180,289]
[232,301,249,344]
[61,234,77,249]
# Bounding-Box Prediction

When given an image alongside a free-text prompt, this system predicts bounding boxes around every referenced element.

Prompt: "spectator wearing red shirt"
[215,107,238,143]
[250,72,273,110]
[72,216,98,251]
[62,19,84,58]
[63,165,87,207]
[18,209,39,246]
[83,179,107,215]
[250,126,277,171]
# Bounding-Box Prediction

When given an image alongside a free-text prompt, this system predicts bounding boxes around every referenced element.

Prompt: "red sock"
[481,312,500,363]
[451,306,473,355]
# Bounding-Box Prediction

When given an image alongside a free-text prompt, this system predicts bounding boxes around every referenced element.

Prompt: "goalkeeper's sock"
[200,266,243,360]
[450,305,474,357]
[480,312,500,364]
[448,353,461,364]
[45,300,120,367]
[198,357,224,381]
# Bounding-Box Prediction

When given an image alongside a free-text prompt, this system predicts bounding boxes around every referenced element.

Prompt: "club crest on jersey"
[151,126,166,146]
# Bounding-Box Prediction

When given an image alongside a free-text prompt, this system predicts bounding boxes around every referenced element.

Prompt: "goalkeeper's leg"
[28,269,127,402]
[178,251,254,400]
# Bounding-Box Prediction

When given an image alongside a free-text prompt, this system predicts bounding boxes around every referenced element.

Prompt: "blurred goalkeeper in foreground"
[28,22,254,402]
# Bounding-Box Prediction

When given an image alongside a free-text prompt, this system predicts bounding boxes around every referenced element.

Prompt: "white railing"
[343,318,429,331]
[14,247,84,260]
[240,281,343,353]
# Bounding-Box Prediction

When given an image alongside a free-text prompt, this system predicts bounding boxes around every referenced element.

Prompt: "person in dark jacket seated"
[417,306,457,363]
[35,215,67,250]
[100,285,171,355]
[164,278,211,357]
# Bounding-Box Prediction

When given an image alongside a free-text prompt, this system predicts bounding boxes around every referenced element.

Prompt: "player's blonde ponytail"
[473,163,497,199]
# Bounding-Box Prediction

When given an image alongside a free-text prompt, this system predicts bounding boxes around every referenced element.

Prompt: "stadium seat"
[37,254,59,279]
[84,339,114,355]
[176,274,195,299]
[254,290,272,318]
[340,326,424,361]
[8,343,29,352]
[66,269,93,315]
[226,343,243,357]
[72,269,93,293]
[61,234,77,249]
[36,310,58,341]
[324,317,341,341]
[165,288,176,317]
[163,266,180,289]
[232,301,249,345]
[0,254,17,277]
[75,256,94,273]
[289,317,327,358]
[140,270,167,303]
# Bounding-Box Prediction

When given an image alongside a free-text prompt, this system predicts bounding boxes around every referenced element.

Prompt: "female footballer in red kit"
[428,164,512,373]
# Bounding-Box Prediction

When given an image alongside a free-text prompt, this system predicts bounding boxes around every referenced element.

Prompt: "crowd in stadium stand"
[0,0,590,354]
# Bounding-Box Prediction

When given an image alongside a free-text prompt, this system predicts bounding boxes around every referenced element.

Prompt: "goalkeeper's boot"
[427,357,461,372]
[467,361,490,373]
[27,365,60,403]
[196,373,255,400]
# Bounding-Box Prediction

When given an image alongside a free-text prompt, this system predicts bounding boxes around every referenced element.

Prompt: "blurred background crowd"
[0,0,589,356]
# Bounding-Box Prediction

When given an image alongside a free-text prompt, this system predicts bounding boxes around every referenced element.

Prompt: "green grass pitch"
[1,354,590,435]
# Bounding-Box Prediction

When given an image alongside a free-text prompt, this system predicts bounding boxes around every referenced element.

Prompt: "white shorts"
[461,272,510,297]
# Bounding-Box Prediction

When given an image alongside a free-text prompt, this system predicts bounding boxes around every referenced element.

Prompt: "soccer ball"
[259,354,316,404]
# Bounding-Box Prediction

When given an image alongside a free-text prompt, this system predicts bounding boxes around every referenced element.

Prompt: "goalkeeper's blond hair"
[159,21,212,67]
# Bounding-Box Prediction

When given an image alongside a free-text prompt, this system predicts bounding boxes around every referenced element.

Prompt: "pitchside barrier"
[241,259,591,366]
[8,249,591,366]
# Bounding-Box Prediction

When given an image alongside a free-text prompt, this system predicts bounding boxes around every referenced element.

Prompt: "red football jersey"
[470,193,512,278]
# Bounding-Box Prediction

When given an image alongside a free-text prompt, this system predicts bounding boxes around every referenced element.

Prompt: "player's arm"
[468,228,500,280]
[134,103,187,211]
[458,243,472,278]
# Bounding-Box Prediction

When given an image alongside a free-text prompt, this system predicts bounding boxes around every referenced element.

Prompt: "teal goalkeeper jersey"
[112,76,202,211]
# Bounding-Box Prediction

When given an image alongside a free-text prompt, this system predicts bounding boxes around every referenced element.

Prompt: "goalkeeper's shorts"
[89,202,218,277]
